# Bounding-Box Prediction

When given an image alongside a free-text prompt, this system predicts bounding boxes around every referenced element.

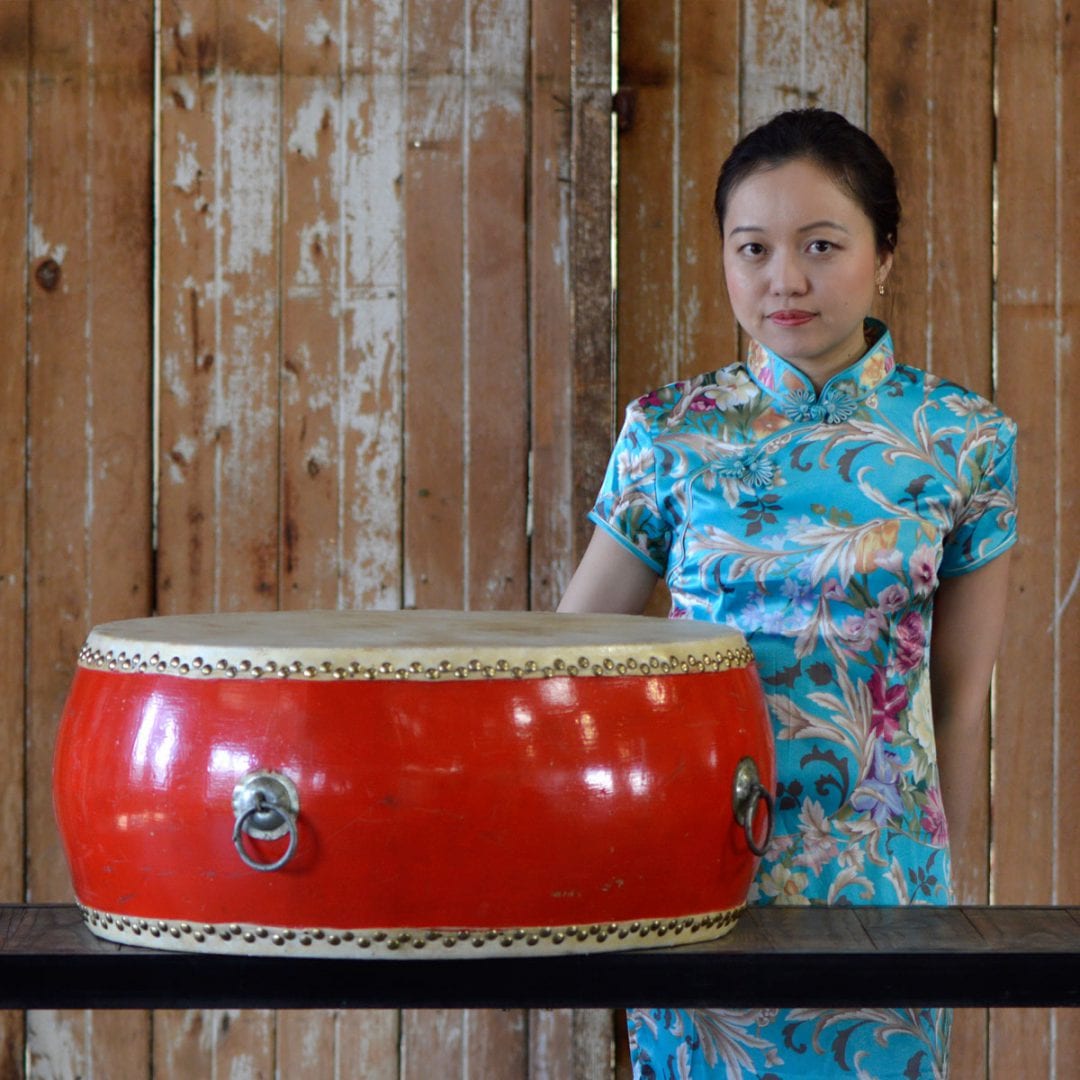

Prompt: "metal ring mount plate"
[231,771,301,872]
[232,771,299,840]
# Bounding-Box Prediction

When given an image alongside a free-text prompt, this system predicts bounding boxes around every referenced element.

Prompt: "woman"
[559,109,1016,1078]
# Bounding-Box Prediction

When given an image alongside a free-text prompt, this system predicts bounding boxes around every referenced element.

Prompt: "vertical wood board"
[615,0,677,406]
[568,0,614,563]
[0,0,26,998]
[741,0,865,125]
[401,0,466,611]
[464,0,529,612]
[676,0,740,376]
[24,1,154,1077]
[1055,3,1080,1070]
[0,0,29,915]
[528,0,575,610]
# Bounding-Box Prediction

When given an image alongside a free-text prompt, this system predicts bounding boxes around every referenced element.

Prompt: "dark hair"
[714,109,901,254]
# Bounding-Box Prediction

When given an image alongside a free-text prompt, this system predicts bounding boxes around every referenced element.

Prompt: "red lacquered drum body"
[54,611,773,958]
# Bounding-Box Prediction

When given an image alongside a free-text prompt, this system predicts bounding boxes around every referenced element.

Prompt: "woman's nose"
[769,253,808,295]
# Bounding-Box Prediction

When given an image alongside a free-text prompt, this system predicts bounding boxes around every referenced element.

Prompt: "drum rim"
[78,900,745,959]
[77,610,755,682]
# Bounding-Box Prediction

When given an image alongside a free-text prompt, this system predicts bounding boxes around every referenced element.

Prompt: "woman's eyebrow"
[798,220,850,233]
[728,220,852,236]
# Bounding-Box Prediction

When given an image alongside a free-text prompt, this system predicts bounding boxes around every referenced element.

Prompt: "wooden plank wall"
[616,1,1078,1078]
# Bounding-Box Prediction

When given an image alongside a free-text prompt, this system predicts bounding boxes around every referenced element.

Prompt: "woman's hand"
[557,528,660,615]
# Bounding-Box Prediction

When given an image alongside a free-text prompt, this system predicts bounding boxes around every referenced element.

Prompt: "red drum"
[54,611,774,958]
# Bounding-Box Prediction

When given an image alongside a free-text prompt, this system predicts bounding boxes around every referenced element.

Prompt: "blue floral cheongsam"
[589,321,1017,1079]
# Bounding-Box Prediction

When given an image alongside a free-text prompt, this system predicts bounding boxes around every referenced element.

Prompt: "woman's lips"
[768,310,816,327]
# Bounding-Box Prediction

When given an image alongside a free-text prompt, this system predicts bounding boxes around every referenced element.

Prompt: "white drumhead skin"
[79,610,753,682]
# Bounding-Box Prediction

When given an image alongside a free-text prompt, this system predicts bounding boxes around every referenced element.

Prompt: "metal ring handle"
[232,798,299,872]
[741,780,774,857]
[231,772,300,872]
[732,756,775,858]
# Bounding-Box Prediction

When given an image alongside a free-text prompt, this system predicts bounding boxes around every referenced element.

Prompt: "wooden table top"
[2,904,1077,1010]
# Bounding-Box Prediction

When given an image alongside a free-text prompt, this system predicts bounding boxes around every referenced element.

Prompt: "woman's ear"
[876,249,894,289]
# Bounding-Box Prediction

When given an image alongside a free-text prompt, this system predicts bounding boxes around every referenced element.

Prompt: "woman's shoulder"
[625,362,760,430]
[895,364,1017,434]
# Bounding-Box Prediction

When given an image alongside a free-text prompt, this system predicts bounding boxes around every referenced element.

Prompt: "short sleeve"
[939,414,1018,577]
[587,402,671,575]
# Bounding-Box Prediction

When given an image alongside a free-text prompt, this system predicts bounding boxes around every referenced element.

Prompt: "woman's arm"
[930,552,1011,854]
[557,528,660,615]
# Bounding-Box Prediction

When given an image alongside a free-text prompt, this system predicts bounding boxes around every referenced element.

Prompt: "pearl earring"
[878,282,886,296]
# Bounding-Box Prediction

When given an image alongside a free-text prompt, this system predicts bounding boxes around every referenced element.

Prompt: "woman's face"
[721,157,892,388]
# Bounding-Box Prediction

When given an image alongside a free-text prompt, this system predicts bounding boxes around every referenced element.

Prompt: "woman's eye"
[740,242,765,257]
[808,240,835,254]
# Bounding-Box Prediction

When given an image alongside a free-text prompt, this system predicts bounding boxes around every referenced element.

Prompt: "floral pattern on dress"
[590,321,1017,1079]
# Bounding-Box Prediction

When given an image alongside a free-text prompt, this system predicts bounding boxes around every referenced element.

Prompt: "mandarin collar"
[745,319,895,424]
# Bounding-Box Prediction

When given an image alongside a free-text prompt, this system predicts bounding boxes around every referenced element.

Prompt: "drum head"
[79,609,752,682]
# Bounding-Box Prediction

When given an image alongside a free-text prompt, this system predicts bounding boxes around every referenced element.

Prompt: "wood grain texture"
[402,0,466,611]
[528,0,574,611]
[1056,0,1080,1069]
[464,0,529,613]
[568,0,614,570]
[338,1008,401,1079]
[993,0,1060,1075]
[0,0,28,910]
[528,1010,575,1080]
[157,0,282,618]
[677,0,739,375]
[23,1,154,1076]
[336,0,406,612]
[280,0,350,614]
[741,0,864,126]
[616,0,677,405]
[0,11,28,1074]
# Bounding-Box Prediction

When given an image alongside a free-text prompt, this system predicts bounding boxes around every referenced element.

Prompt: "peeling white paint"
[341,297,401,609]
[29,222,67,264]
[742,0,864,123]
[344,76,403,294]
[171,205,190,247]
[305,12,337,48]
[468,88,524,140]
[247,9,277,38]
[288,87,338,161]
[472,0,527,75]
[26,1011,88,1080]
[172,130,201,192]
[167,432,198,485]
[409,74,465,144]
[168,74,197,112]
[221,76,278,275]
[293,218,333,287]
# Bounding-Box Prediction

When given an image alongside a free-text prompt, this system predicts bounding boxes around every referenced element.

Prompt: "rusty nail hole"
[35,258,61,291]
